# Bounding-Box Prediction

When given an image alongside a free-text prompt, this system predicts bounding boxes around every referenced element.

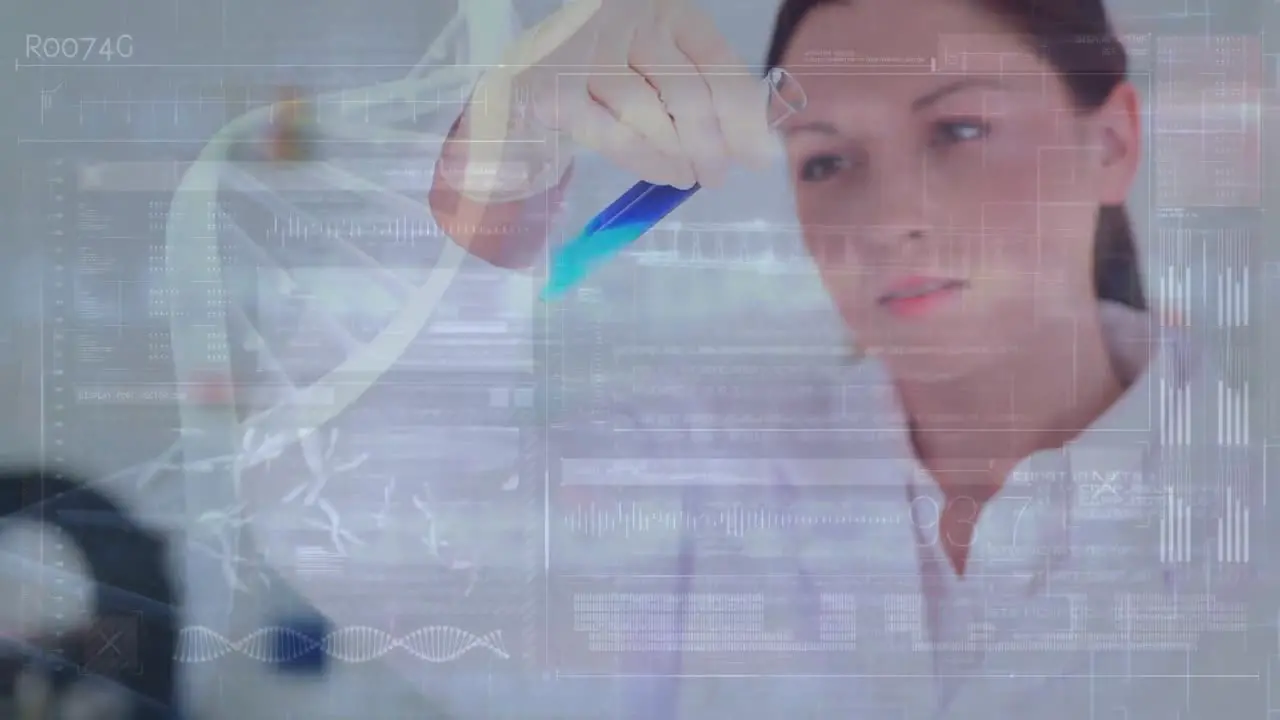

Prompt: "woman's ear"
[1092,81,1143,206]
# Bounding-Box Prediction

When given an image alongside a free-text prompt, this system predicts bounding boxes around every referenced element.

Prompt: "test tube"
[541,66,807,299]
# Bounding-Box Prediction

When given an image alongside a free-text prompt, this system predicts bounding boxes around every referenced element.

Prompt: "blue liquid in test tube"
[543,182,699,297]
[541,67,807,299]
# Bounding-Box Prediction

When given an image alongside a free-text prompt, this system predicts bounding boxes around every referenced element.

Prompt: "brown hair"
[765,0,1147,309]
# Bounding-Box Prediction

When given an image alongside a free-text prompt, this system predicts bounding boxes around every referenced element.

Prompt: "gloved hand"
[455,0,775,202]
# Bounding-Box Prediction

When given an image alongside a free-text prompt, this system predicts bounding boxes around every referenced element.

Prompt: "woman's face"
[778,0,1141,379]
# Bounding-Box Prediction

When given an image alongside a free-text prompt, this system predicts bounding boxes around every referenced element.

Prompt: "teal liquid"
[541,223,650,298]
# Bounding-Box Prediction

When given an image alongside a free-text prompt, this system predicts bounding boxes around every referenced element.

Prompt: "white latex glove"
[458,0,775,200]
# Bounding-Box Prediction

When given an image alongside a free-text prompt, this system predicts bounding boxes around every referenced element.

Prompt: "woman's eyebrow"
[778,77,1011,138]
[911,77,1009,111]
[781,120,840,137]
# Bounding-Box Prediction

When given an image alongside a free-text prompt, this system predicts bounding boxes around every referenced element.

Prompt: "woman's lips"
[877,276,967,317]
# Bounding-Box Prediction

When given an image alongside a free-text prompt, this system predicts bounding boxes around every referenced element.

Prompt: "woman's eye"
[798,154,847,182]
[932,120,990,146]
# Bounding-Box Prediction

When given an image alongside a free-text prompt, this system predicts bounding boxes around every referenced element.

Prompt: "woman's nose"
[866,164,934,244]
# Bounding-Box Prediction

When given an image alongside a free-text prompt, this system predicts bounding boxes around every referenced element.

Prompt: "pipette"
[540,66,807,299]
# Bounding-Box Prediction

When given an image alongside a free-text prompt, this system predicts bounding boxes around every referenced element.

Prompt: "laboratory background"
[0,0,1278,716]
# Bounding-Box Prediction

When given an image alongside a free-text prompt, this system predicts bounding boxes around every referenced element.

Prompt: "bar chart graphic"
[1159,489,1193,564]
[1216,266,1250,327]
[1217,380,1250,445]
[1159,264,1193,328]
[1216,487,1250,564]
[1160,378,1192,446]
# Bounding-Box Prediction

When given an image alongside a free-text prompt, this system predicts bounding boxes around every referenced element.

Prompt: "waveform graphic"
[76,207,109,232]
[294,545,344,576]
[1217,267,1249,326]
[1159,489,1192,564]
[1217,380,1250,445]
[273,215,441,241]
[1160,379,1192,446]
[1217,487,1249,564]
[561,502,885,538]
[175,625,509,664]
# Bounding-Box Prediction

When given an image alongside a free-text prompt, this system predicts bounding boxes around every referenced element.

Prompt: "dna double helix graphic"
[156,2,530,701]
[175,625,510,664]
[164,0,525,474]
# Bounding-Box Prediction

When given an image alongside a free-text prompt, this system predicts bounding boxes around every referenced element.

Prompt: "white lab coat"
[614,301,1260,720]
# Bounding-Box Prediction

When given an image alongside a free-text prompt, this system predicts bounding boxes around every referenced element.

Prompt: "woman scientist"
[429,0,1246,717]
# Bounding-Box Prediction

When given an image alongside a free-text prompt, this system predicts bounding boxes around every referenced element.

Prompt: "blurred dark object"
[0,467,178,718]
[267,86,318,163]
[270,614,329,676]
